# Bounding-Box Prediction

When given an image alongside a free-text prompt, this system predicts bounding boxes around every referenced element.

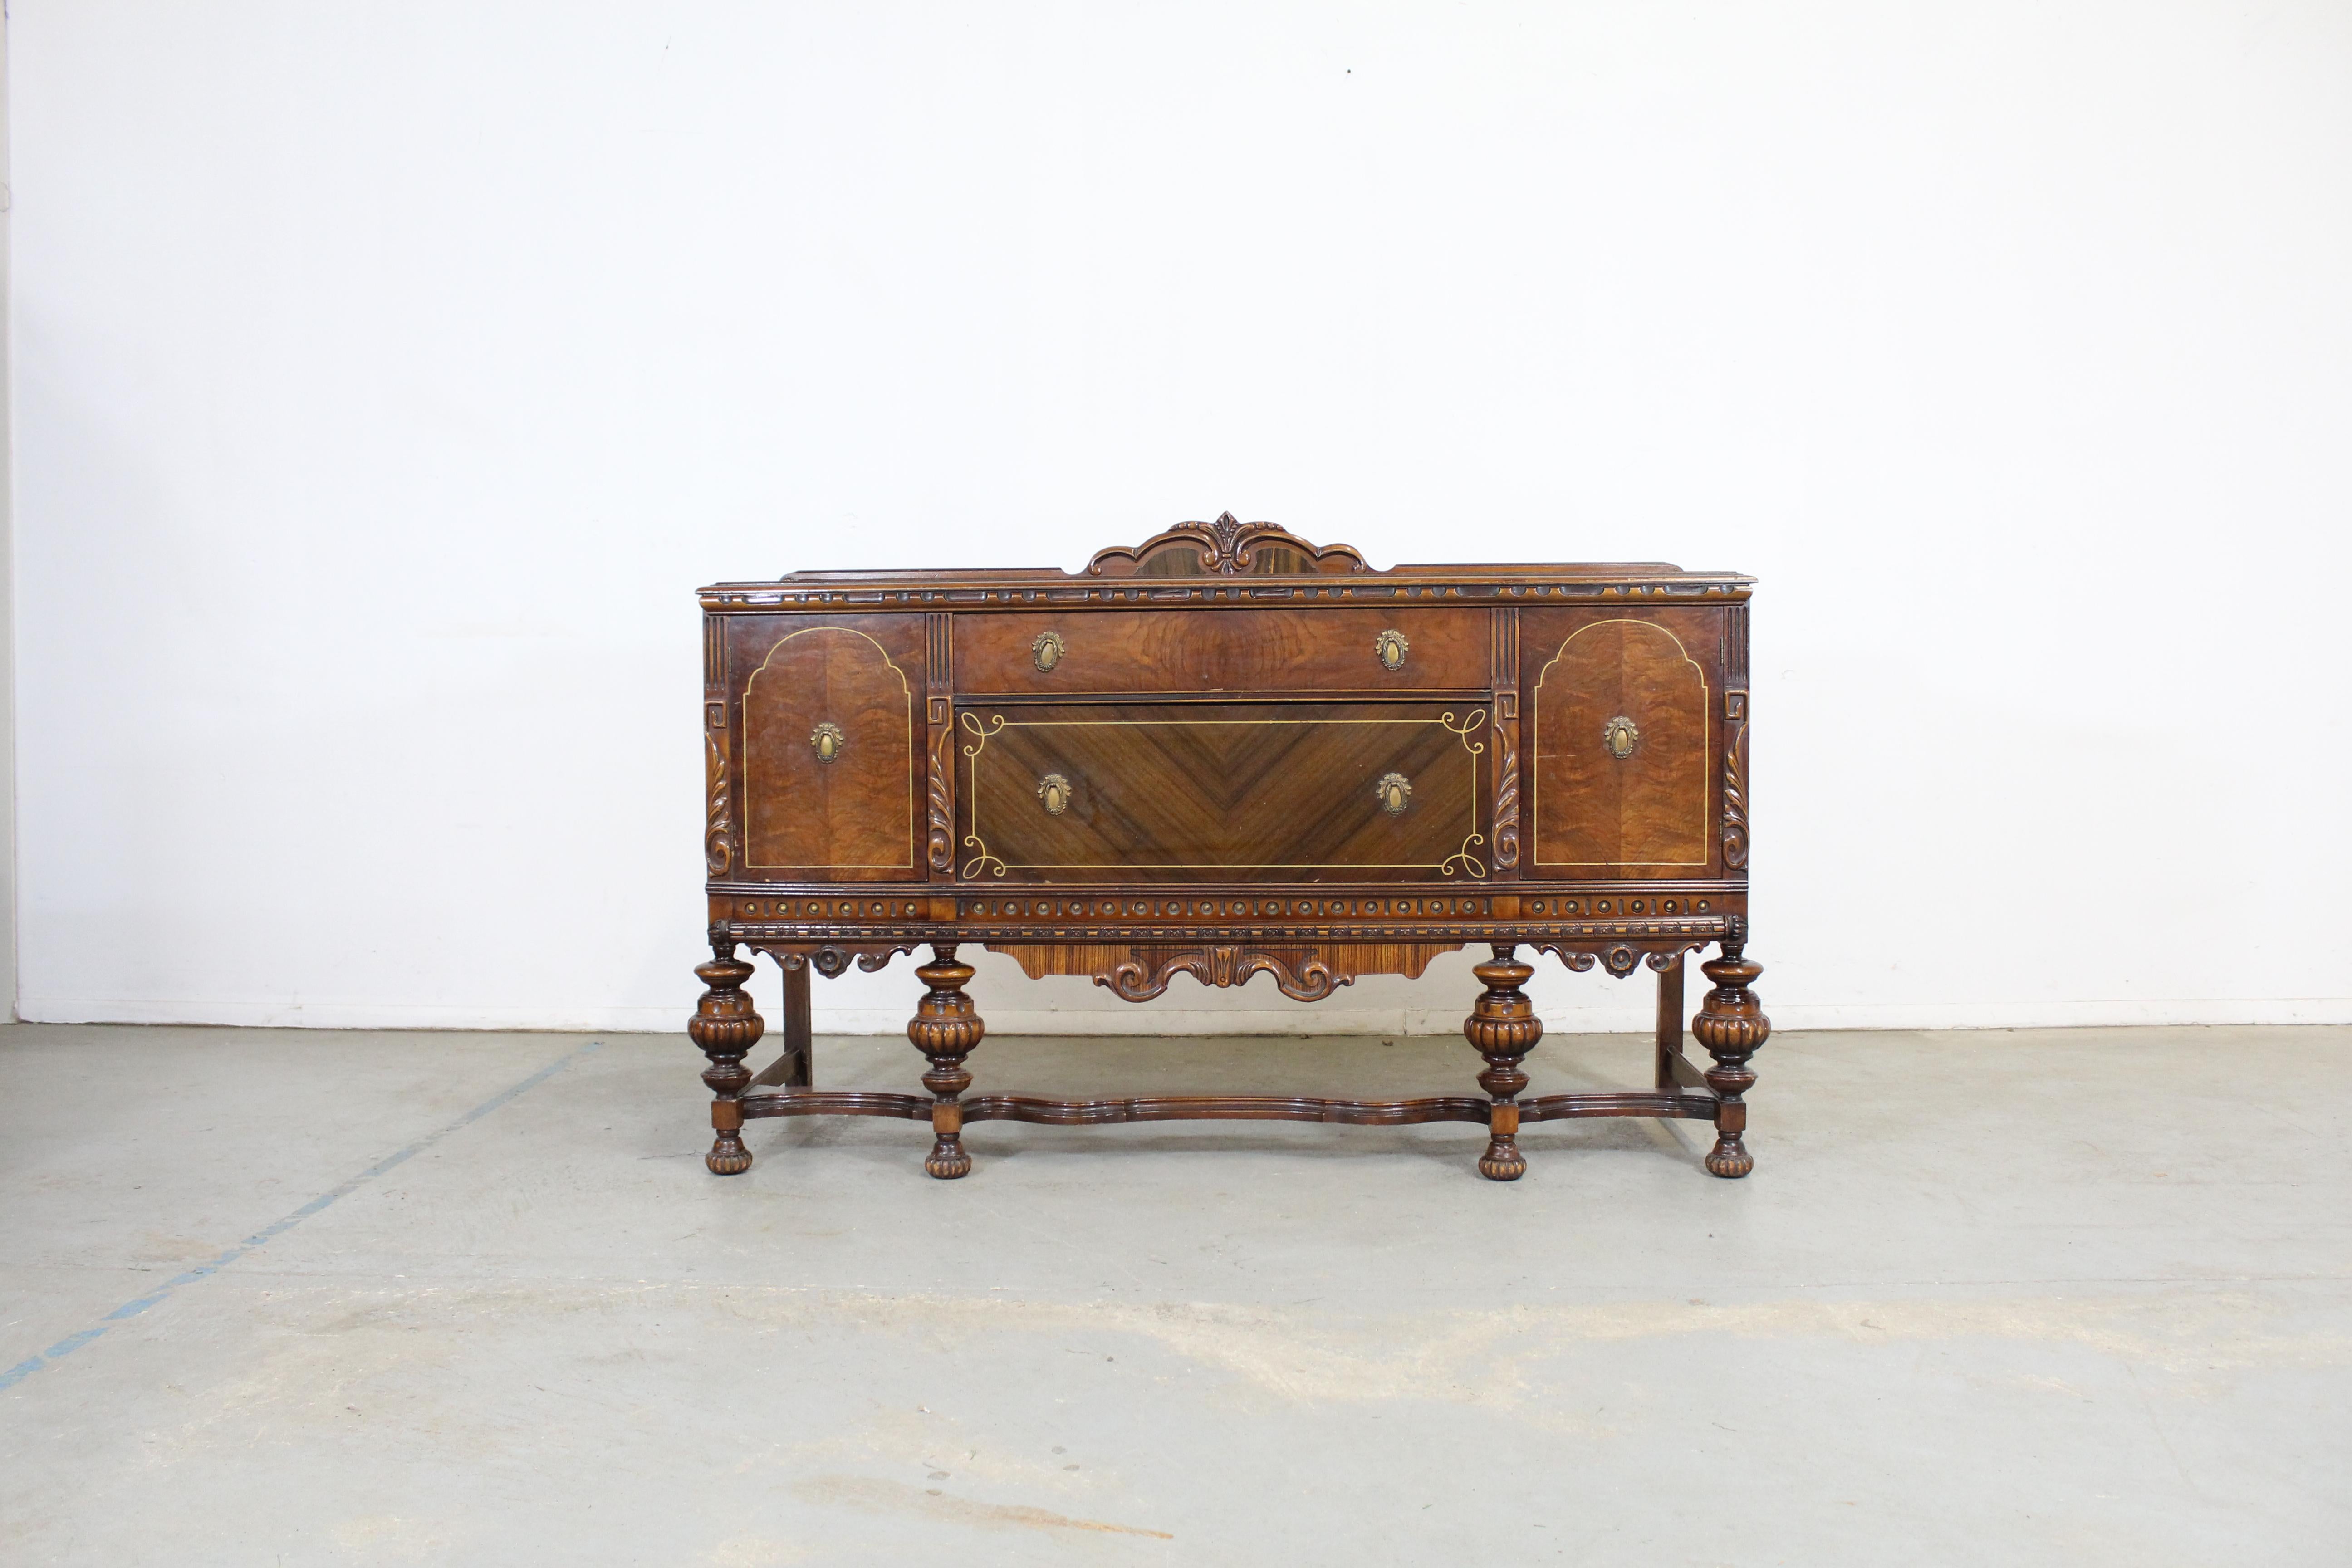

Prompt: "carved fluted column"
[1691,918,1770,1178]
[689,940,765,1175]
[1464,945,1544,1181]
[909,945,985,1179]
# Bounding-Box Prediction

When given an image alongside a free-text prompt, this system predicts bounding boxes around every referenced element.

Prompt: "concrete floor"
[1,1022,2346,1565]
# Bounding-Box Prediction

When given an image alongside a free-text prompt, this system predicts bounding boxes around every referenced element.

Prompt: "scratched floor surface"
[1,1022,2347,1565]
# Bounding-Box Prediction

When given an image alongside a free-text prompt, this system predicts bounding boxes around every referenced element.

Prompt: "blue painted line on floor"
[0,1039,603,1396]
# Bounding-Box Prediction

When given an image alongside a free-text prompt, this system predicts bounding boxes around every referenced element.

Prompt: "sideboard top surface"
[700,514,1753,608]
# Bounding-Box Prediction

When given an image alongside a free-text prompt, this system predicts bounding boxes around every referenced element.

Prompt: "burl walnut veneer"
[690,515,1767,1181]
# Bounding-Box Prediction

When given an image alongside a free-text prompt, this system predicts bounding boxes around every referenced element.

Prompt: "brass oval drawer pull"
[1032,630,1066,672]
[1375,771,1412,814]
[1037,773,1073,815]
[1373,628,1409,671]
[1602,715,1640,759]
[810,721,846,763]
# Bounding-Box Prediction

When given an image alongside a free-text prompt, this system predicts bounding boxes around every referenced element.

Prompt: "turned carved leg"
[1654,953,1686,1092]
[689,939,765,1176]
[1464,945,1543,1181]
[909,945,985,1179]
[1691,918,1770,1178]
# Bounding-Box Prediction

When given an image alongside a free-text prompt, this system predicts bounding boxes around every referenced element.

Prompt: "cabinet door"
[1522,608,1725,876]
[735,615,924,880]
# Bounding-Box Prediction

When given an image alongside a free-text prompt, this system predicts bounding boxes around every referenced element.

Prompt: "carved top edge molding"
[708,514,1754,599]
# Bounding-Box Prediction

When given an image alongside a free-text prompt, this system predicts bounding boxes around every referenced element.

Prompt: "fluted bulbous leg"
[909,945,985,1179]
[689,940,765,1175]
[1691,918,1770,1178]
[1464,946,1544,1181]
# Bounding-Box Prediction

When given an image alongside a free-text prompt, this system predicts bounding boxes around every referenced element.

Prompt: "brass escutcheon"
[810,721,846,763]
[1602,715,1640,759]
[1031,630,1066,672]
[1373,628,1409,671]
[1037,773,1072,815]
[1375,771,1412,814]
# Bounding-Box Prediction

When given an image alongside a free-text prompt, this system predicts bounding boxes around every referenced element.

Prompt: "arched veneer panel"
[1532,619,1710,869]
[744,627,915,872]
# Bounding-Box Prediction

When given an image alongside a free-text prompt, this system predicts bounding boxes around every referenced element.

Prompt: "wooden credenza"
[689,516,1768,1181]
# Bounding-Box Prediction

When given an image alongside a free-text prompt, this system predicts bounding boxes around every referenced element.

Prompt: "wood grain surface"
[740,617,922,875]
[957,700,1486,882]
[691,521,1764,1183]
[954,608,1490,695]
[1527,610,1716,872]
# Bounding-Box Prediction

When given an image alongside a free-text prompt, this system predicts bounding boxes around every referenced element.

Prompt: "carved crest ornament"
[1082,512,1371,577]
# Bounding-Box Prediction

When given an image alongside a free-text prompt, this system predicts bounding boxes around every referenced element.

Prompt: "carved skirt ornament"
[690,516,1765,1182]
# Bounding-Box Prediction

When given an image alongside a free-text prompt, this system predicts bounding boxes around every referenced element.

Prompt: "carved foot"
[1478,1128,1528,1182]
[1464,945,1543,1182]
[924,1123,974,1181]
[1691,918,1769,1180]
[689,940,765,1177]
[909,945,985,1180]
[1703,1133,1754,1180]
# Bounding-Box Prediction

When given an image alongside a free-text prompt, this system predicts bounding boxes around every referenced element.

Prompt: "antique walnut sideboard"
[688,515,1768,1182]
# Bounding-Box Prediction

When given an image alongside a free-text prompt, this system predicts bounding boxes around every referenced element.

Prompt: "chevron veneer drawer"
[692,514,1766,1187]
[956,700,1490,883]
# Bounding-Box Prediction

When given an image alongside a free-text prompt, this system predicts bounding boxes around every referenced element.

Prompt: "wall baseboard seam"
[16,998,2352,1032]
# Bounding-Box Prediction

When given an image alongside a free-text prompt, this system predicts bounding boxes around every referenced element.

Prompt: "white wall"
[0,14,16,1022]
[11,1,2351,1038]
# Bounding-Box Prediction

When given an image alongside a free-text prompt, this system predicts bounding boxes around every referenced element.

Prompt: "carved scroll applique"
[927,696,955,872]
[704,705,732,876]
[1492,695,1520,870]
[1721,726,1749,870]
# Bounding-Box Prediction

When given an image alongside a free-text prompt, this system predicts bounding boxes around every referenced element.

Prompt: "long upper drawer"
[954,608,1490,695]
